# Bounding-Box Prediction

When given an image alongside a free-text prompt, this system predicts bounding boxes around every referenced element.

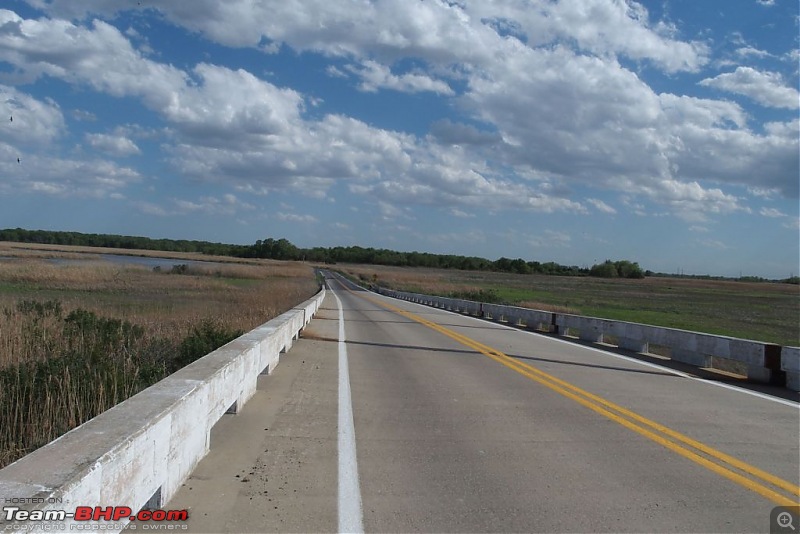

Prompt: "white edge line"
[370,290,799,409]
[333,288,364,534]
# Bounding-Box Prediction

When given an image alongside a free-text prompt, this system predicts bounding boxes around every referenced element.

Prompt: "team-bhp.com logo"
[3,506,188,530]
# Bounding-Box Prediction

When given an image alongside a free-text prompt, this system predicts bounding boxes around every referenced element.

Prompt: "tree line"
[1,228,647,278]
[0,227,245,257]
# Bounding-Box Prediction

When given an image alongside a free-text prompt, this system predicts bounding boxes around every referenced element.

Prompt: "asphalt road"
[163,272,800,533]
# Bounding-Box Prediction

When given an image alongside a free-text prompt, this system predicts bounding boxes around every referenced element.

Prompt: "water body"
[101,254,221,269]
[46,254,228,269]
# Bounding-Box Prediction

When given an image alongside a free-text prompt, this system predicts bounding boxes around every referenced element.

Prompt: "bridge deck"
[161,276,800,533]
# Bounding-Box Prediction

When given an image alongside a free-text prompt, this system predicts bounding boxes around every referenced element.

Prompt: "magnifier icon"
[778,511,796,531]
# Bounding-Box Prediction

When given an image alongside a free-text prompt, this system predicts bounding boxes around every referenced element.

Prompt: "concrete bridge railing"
[0,288,326,530]
[375,287,799,392]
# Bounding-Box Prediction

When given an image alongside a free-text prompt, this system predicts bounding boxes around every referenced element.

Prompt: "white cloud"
[748,186,780,199]
[699,67,799,109]
[735,46,772,59]
[173,194,255,216]
[659,93,748,128]
[21,1,708,75]
[656,96,797,197]
[376,201,414,221]
[587,198,617,214]
[0,141,140,197]
[71,109,97,122]
[783,218,800,230]
[0,11,187,109]
[275,212,318,223]
[449,208,475,218]
[642,180,747,222]
[0,85,64,145]
[326,65,348,79]
[2,4,795,226]
[348,60,454,95]
[760,207,787,218]
[86,132,140,156]
[472,0,708,73]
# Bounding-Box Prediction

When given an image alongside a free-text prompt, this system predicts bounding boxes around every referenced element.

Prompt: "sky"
[0,0,798,278]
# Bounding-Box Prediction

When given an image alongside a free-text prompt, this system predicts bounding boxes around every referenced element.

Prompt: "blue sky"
[0,0,797,278]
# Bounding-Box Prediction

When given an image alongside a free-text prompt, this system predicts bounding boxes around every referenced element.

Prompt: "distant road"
[163,271,800,533]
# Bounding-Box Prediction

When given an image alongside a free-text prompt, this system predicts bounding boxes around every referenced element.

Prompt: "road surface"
[160,272,800,533]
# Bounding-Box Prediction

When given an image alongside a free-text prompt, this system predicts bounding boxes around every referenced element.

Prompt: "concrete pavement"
[160,274,800,533]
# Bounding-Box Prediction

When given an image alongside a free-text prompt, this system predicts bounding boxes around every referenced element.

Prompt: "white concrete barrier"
[552,313,783,383]
[375,287,794,390]
[0,288,326,531]
[782,347,800,392]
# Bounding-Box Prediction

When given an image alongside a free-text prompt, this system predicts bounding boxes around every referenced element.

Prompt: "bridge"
[1,271,799,532]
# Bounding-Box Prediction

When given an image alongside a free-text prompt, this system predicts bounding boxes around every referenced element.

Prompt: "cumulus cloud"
[86,132,140,156]
[348,60,454,95]
[0,141,140,197]
[699,67,799,109]
[26,0,708,73]
[0,85,64,145]
[642,180,748,222]
[470,0,709,72]
[0,10,187,109]
[4,2,796,224]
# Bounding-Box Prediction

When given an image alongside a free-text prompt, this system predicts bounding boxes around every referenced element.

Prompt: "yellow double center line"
[346,284,800,507]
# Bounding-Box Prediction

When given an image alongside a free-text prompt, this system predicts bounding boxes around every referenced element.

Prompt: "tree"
[590,260,619,278]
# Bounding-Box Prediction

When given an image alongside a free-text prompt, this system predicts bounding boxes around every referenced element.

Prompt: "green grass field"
[341,264,800,347]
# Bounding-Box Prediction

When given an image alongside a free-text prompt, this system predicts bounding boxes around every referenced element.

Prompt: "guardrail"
[375,287,799,392]
[0,287,326,530]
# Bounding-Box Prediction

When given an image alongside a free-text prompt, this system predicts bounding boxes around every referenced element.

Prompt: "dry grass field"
[0,243,318,354]
[339,263,800,348]
[0,242,319,467]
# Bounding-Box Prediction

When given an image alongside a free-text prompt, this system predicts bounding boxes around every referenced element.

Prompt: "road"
[161,272,800,533]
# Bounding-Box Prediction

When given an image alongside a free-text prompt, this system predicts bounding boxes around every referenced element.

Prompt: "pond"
[44,254,228,269]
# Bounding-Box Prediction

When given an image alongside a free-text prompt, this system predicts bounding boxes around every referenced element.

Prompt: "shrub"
[0,305,243,468]
[173,320,244,371]
[590,260,645,279]
[170,264,188,275]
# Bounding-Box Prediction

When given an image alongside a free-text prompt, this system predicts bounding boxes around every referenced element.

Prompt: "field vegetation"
[340,264,800,347]
[0,242,318,468]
